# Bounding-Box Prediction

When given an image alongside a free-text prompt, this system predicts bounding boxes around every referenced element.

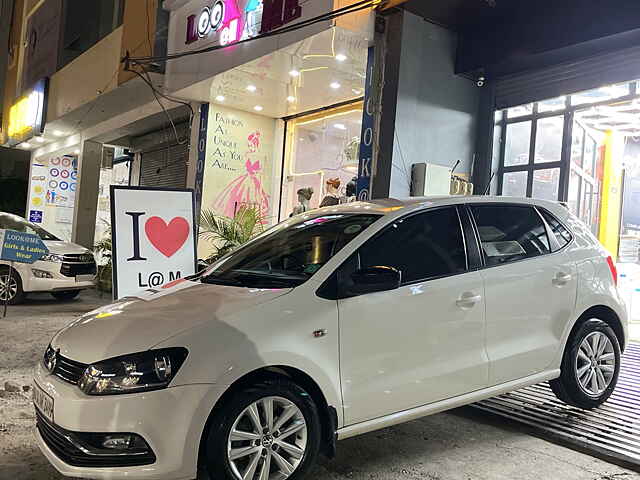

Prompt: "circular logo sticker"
[49,168,60,177]
[59,181,69,191]
[34,185,43,194]
[61,157,71,167]
[51,157,61,165]
[197,6,211,37]
[210,0,225,31]
[70,182,76,192]
[71,171,77,180]
[60,169,70,179]
[49,180,58,189]
[32,197,43,207]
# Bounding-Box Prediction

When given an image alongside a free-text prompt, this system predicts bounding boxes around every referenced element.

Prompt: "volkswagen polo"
[33,196,627,480]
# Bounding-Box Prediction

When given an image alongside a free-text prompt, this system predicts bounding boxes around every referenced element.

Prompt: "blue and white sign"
[357,46,375,201]
[29,210,44,224]
[0,229,49,264]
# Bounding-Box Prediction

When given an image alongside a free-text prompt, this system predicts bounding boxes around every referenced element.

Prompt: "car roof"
[312,196,567,217]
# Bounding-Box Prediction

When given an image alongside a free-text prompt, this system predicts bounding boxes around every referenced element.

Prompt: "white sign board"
[110,187,197,299]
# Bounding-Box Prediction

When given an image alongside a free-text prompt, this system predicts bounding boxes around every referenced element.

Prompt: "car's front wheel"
[204,378,321,480]
[0,267,25,305]
[550,319,621,409]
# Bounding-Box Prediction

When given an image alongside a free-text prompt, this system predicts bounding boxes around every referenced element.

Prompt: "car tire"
[550,319,621,409]
[0,266,25,305]
[204,378,321,480]
[51,290,81,301]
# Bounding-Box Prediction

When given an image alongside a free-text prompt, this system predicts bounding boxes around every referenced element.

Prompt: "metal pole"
[2,261,11,318]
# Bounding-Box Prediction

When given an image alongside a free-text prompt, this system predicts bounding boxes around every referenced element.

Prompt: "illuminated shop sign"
[185,0,302,45]
[6,78,48,146]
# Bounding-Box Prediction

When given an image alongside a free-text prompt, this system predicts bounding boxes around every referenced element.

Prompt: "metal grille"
[472,342,640,467]
[139,142,188,189]
[52,355,87,385]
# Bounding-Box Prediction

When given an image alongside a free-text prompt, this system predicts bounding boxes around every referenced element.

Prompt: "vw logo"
[44,347,59,373]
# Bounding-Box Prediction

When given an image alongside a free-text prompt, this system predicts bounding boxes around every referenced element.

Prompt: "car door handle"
[456,292,482,309]
[553,272,572,286]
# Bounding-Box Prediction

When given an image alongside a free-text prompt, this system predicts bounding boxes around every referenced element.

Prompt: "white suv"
[0,213,96,303]
[33,196,627,480]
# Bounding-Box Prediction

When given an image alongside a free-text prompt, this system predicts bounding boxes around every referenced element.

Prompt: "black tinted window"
[358,208,467,284]
[471,205,550,266]
[540,209,572,251]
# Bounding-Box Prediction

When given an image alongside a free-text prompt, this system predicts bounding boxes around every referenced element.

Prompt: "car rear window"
[539,209,572,251]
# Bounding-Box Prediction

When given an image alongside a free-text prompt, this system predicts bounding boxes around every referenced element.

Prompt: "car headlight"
[41,253,64,263]
[78,348,188,395]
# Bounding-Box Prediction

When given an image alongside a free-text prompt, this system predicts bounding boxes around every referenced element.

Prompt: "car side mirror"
[348,266,401,295]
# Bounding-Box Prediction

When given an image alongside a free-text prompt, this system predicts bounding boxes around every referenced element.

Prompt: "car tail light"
[606,256,618,286]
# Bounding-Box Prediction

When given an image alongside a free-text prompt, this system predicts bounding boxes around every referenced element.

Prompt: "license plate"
[33,383,54,423]
[76,274,94,282]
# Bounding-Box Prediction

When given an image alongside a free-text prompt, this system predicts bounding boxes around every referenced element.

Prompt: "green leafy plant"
[199,205,266,262]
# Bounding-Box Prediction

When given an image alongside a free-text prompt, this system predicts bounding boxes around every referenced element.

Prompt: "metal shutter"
[139,142,188,189]
[495,45,640,109]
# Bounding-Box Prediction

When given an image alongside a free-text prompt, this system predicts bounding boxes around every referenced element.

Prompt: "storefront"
[162,0,375,257]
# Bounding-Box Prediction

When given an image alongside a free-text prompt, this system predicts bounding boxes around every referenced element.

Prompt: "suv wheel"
[0,267,25,305]
[51,290,81,301]
[550,319,621,409]
[204,379,321,480]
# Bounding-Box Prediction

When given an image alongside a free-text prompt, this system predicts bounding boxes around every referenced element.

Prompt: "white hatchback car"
[0,212,96,303]
[34,196,627,480]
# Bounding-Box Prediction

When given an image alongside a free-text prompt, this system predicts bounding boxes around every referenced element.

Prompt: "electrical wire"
[125,0,379,66]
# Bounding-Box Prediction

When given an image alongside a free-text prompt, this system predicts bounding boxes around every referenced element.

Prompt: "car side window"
[470,205,550,267]
[539,209,572,251]
[357,207,467,285]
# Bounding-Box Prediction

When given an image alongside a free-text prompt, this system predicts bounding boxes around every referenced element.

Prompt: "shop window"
[507,104,533,119]
[504,121,531,167]
[534,115,563,163]
[538,96,567,113]
[570,83,630,106]
[282,103,363,220]
[571,124,584,167]
[584,138,596,176]
[568,169,580,216]
[502,171,528,197]
[532,168,560,202]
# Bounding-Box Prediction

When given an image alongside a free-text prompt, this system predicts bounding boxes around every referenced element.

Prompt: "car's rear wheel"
[550,319,620,409]
[0,267,25,305]
[204,379,321,480]
[51,290,81,301]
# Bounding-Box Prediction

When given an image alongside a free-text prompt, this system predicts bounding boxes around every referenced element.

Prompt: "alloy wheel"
[0,274,17,302]
[227,396,307,480]
[575,331,616,396]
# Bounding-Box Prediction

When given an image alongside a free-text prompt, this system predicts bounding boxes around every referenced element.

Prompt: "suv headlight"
[78,348,188,395]
[41,253,64,263]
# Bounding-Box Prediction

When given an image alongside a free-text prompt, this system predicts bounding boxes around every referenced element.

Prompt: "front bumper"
[23,259,95,293]
[34,362,225,480]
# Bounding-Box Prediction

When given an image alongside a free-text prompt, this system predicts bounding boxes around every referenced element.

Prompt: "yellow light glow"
[8,90,43,139]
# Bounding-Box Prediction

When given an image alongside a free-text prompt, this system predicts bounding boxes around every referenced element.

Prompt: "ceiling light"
[254,105,263,112]
[74,149,80,154]
[334,123,346,130]
[20,142,31,149]
[289,70,300,77]
[286,96,296,103]
[330,82,341,89]
[246,85,257,92]
[215,95,225,102]
[35,137,45,143]
[53,130,64,137]
[335,53,347,62]
[352,88,363,95]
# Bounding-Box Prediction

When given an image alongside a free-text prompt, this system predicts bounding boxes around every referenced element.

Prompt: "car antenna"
[483,171,496,195]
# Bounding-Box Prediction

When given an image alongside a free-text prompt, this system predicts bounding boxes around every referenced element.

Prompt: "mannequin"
[320,178,341,207]
[290,187,314,216]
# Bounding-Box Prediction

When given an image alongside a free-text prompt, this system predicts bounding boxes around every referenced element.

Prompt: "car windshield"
[0,213,59,240]
[200,213,380,289]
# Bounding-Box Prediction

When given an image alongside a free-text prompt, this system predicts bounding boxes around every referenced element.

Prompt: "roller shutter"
[495,45,640,109]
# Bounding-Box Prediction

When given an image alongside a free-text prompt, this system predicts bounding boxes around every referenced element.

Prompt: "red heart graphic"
[144,216,190,258]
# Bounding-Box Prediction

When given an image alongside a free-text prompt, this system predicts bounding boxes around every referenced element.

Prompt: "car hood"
[51,279,291,364]
[43,240,92,256]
